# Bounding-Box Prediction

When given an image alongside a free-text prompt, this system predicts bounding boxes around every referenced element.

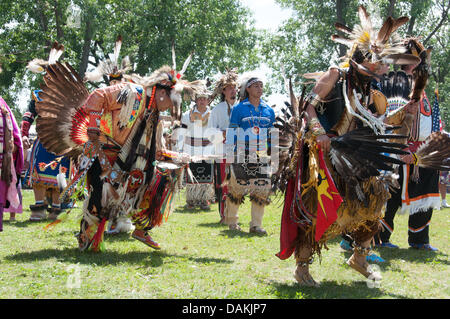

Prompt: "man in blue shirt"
[223,76,275,235]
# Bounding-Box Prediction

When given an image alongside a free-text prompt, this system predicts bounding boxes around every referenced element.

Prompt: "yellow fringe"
[295,137,390,254]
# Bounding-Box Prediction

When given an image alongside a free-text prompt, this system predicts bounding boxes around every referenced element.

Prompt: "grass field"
[0,189,448,299]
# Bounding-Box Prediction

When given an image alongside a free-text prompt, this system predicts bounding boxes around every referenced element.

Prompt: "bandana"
[246,77,263,88]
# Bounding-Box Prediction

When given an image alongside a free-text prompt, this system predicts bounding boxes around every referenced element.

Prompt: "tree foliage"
[0,0,261,118]
[265,0,449,123]
[0,1,448,124]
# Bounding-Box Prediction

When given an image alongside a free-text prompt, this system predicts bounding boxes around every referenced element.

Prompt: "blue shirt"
[228,98,275,130]
[226,98,275,154]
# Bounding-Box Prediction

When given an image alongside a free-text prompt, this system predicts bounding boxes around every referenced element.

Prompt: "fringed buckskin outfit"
[34,51,205,252]
[277,68,393,280]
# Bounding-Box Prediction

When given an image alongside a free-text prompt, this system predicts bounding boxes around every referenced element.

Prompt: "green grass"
[0,189,448,299]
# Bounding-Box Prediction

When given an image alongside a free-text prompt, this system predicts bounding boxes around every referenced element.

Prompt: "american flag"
[431,91,443,132]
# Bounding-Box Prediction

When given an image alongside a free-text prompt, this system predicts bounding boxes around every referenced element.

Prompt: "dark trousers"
[376,167,435,246]
[213,162,226,220]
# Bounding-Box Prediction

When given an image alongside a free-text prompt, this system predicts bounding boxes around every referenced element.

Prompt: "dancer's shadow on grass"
[219,228,267,238]
[267,279,407,299]
[3,219,47,228]
[339,247,448,272]
[374,247,448,267]
[197,222,226,229]
[4,248,233,267]
[103,232,134,242]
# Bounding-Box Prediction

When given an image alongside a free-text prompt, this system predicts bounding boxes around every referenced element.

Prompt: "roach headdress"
[124,46,205,121]
[332,6,420,72]
[84,35,132,83]
[26,41,65,74]
[210,68,239,101]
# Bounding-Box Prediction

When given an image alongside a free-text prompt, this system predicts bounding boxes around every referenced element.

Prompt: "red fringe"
[148,86,156,110]
[90,218,107,252]
[43,219,61,231]
[156,187,169,213]
[152,210,164,227]
[153,187,170,226]
[70,108,89,145]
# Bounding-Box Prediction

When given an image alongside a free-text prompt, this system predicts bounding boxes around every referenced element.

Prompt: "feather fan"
[329,126,408,202]
[35,61,90,157]
[415,131,450,170]
[330,126,408,182]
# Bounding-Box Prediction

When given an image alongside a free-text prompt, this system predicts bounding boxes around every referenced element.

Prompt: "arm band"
[306,92,322,108]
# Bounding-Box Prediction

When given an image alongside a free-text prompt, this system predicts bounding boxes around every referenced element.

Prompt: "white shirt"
[208,101,235,131]
[175,106,216,156]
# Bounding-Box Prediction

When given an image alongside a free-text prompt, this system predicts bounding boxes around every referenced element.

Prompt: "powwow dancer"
[34,53,205,252]
[23,42,71,221]
[337,65,390,263]
[375,38,450,251]
[275,6,426,286]
[223,73,275,235]
[208,68,239,222]
[84,35,134,235]
[179,89,216,210]
[0,97,24,230]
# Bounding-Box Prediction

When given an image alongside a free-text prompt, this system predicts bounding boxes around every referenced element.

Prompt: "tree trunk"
[407,16,415,35]
[79,19,94,78]
[335,0,346,57]
[387,0,396,17]
[423,0,450,45]
[36,0,51,48]
[54,1,64,41]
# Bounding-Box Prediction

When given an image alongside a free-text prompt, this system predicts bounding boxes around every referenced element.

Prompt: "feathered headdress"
[210,68,239,101]
[124,47,205,120]
[26,41,65,74]
[402,37,432,101]
[193,81,211,100]
[84,35,132,83]
[332,6,420,71]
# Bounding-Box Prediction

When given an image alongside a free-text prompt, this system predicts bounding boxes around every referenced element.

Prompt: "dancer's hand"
[177,153,192,163]
[316,134,331,153]
[22,136,30,149]
[87,131,100,142]
[400,153,415,164]
[155,150,165,161]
